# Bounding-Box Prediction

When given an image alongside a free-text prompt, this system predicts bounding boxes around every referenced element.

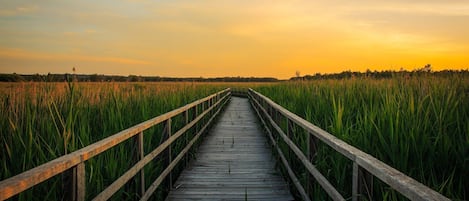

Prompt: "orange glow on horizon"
[0,1,468,79]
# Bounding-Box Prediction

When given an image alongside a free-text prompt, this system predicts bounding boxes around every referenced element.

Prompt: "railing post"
[184,110,189,166]
[137,132,145,197]
[203,100,206,112]
[63,162,85,201]
[352,162,359,201]
[352,162,374,201]
[167,119,172,189]
[306,132,317,198]
[162,118,172,193]
[286,118,294,164]
[76,162,85,201]
[195,104,199,133]
[191,106,198,155]
[126,131,145,199]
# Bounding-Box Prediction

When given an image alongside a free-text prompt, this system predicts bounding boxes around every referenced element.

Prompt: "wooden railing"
[231,88,248,97]
[248,89,450,201]
[0,88,231,201]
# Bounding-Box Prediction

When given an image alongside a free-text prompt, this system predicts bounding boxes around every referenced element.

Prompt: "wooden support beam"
[352,162,359,201]
[137,132,145,197]
[306,131,317,198]
[167,119,173,190]
[76,163,85,201]
[184,110,189,167]
[62,162,85,201]
[286,119,294,165]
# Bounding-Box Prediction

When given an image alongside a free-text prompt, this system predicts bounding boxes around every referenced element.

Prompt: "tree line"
[1,66,467,82]
[291,68,469,81]
[0,73,279,82]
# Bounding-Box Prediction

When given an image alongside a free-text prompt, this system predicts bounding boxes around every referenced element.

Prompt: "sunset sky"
[0,0,468,79]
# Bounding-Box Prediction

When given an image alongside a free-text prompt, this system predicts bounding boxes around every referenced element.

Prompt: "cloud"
[0,5,38,16]
[0,0,468,78]
[0,48,151,65]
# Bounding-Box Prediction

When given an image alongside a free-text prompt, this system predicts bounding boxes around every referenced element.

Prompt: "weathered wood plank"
[166,97,293,201]
[140,95,230,201]
[76,162,86,201]
[134,131,145,197]
[167,194,294,200]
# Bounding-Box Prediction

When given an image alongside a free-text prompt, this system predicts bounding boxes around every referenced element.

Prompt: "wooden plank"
[167,97,293,201]
[165,119,173,193]
[174,180,288,186]
[62,162,86,201]
[249,89,451,201]
[184,110,189,167]
[138,132,145,197]
[167,194,293,200]
[168,188,292,196]
[141,95,230,201]
[355,153,449,201]
[0,89,230,201]
[352,162,359,201]
[306,132,317,196]
[76,162,86,201]
[132,131,145,197]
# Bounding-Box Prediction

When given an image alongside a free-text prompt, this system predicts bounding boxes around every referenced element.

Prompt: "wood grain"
[166,97,293,201]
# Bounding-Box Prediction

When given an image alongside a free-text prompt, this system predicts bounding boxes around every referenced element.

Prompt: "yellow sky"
[0,0,468,79]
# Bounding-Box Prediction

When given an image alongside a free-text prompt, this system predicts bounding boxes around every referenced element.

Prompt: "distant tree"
[415,64,432,73]
[423,64,432,72]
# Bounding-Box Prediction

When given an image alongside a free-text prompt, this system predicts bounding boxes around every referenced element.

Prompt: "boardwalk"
[166,97,294,200]
[1,89,447,201]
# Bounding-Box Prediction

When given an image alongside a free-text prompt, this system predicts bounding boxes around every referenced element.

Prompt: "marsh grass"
[0,81,230,200]
[255,75,468,200]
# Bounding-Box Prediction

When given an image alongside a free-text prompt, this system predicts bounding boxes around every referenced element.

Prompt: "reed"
[0,81,228,200]
[254,75,468,200]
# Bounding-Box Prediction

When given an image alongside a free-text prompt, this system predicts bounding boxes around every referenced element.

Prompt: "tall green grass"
[0,82,230,200]
[254,75,468,200]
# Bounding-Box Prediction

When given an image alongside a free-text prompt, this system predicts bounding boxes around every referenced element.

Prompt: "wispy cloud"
[0,48,151,65]
[0,4,38,16]
[0,0,468,78]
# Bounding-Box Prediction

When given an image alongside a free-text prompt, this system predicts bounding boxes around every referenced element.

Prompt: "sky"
[0,0,468,79]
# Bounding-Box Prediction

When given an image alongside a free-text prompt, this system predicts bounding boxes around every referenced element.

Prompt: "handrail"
[248,88,450,201]
[0,88,231,201]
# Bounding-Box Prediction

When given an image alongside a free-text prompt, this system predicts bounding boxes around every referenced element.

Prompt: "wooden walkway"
[0,89,450,201]
[166,97,294,201]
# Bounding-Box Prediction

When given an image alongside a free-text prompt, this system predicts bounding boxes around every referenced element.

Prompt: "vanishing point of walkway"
[166,97,294,200]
